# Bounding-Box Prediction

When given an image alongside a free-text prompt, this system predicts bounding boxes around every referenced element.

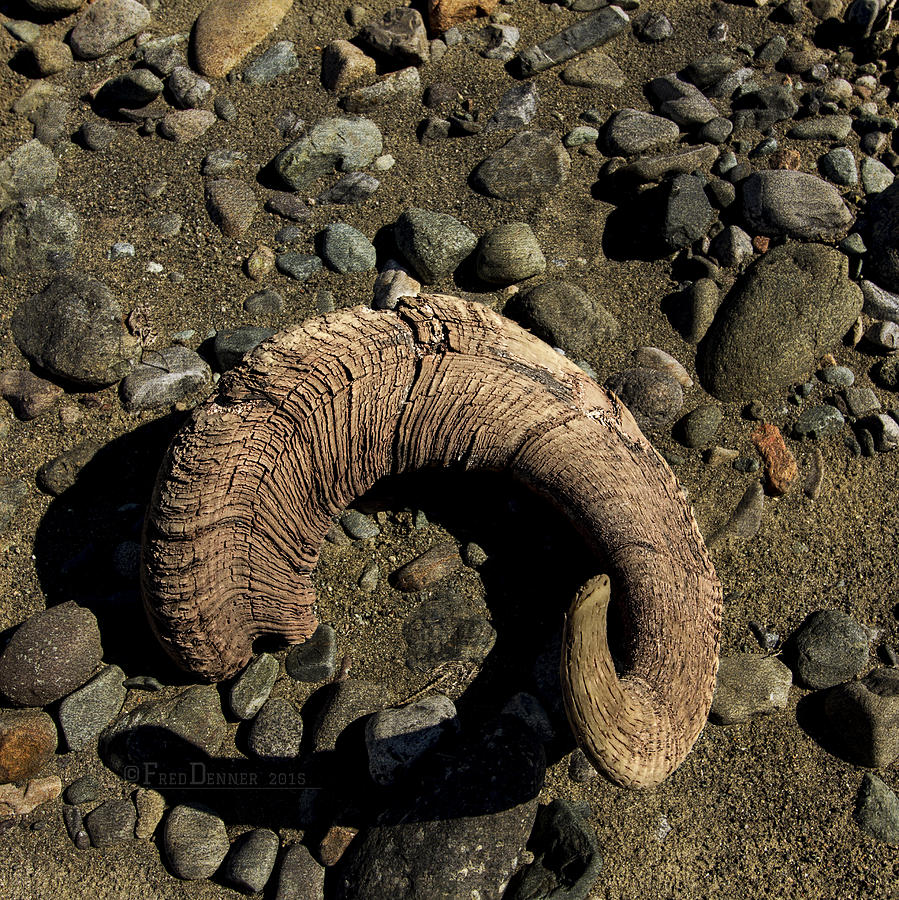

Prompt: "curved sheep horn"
[141,293,721,788]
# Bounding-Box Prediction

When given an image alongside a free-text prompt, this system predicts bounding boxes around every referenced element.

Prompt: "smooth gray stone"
[475,222,545,284]
[0,601,103,707]
[855,774,899,846]
[276,253,323,281]
[604,367,683,433]
[275,842,326,900]
[285,624,337,683]
[164,805,229,880]
[341,67,420,114]
[793,609,870,689]
[649,73,718,126]
[85,798,136,848]
[471,131,570,199]
[59,665,127,751]
[788,115,853,141]
[616,144,718,183]
[37,441,100,495]
[70,0,151,60]
[516,7,630,76]
[247,697,303,761]
[819,147,858,186]
[319,223,377,273]
[101,685,226,775]
[861,280,899,323]
[825,668,899,767]
[505,279,619,357]
[0,139,58,211]
[226,828,280,893]
[661,173,714,250]
[861,156,894,195]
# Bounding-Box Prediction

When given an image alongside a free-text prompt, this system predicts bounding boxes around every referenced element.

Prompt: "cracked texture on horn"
[141,293,721,788]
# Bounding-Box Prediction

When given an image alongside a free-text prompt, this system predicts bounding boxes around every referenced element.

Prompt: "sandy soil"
[0,0,898,897]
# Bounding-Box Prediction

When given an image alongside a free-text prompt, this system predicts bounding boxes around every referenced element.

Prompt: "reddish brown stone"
[768,149,801,170]
[752,235,770,253]
[0,370,63,421]
[318,824,357,866]
[0,710,57,784]
[393,542,463,592]
[428,0,500,32]
[751,423,797,495]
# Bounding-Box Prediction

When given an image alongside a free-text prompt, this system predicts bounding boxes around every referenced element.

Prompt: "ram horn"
[141,293,721,788]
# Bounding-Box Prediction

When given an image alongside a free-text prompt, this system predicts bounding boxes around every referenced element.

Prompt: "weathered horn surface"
[141,293,721,788]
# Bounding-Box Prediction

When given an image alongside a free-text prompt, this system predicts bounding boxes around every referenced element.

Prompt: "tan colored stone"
[393,542,463,592]
[318,825,358,866]
[0,776,62,818]
[428,0,500,32]
[191,0,294,78]
[321,40,376,93]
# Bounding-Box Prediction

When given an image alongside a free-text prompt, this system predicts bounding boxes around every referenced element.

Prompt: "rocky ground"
[1,0,899,897]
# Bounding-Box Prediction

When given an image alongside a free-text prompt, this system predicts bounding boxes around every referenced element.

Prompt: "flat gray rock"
[226,828,280,893]
[855,774,899,847]
[229,652,279,720]
[604,108,680,156]
[649,73,718,126]
[505,279,619,358]
[471,131,570,200]
[741,170,853,240]
[792,609,870,689]
[101,685,226,775]
[516,7,629,76]
[366,694,458,785]
[273,117,382,191]
[320,223,377,273]
[824,668,899,767]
